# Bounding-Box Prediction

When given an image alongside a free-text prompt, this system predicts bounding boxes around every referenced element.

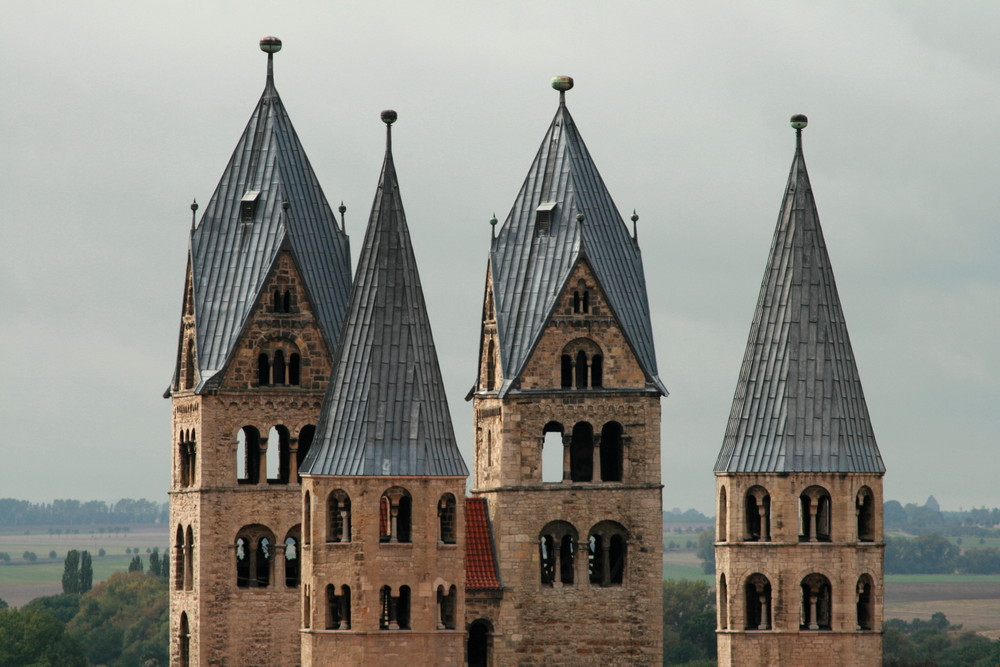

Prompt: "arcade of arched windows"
[174,524,194,591]
[234,524,301,589]
[715,571,879,632]
[234,423,315,486]
[539,420,627,484]
[560,338,603,389]
[177,429,197,488]
[257,340,303,387]
[538,520,627,587]
[726,483,879,544]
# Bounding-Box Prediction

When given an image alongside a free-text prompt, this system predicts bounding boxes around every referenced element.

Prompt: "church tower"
[298,111,469,666]
[167,38,351,666]
[714,116,886,666]
[469,78,666,664]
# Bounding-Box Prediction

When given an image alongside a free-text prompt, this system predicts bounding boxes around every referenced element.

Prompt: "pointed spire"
[715,115,884,474]
[302,111,467,478]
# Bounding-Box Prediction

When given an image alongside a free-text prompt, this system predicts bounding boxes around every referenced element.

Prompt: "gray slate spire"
[489,81,666,396]
[184,42,352,392]
[301,113,468,477]
[715,118,885,474]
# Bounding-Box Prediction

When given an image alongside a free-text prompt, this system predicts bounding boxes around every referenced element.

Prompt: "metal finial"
[190,199,198,230]
[631,209,638,241]
[338,201,347,232]
[490,213,498,240]
[552,75,573,105]
[576,212,585,224]
[260,37,281,82]
[381,109,398,125]
[790,114,808,131]
[282,200,290,211]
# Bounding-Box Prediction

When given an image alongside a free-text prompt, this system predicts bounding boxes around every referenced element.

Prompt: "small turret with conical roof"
[714,116,885,667]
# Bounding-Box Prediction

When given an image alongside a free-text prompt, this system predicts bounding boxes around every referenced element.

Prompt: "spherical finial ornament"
[631,210,639,223]
[260,36,282,54]
[790,114,808,130]
[338,202,347,215]
[190,199,199,212]
[552,76,574,92]
[282,201,290,211]
[381,109,398,125]
[490,214,498,227]
[576,213,585,224]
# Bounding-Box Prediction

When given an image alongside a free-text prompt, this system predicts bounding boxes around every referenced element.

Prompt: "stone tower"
[167,38,351,666]
[298,111,469,666]
[713,116,886,666]
[469,78,666,665]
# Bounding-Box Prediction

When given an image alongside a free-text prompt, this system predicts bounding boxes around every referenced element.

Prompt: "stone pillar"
[288,440,299,482]
[340,509,351,543]
[258,440,268,486]
[592,433,602,482]
[808,500,818,542]
[808,592,819,630]
[561,434,571,482]
[758,505,770,542]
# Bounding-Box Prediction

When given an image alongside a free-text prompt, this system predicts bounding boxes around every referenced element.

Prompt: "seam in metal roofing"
[301,118,468,477]
[184,54,351,392]
[490,91,666,396]
[715,126,885,474]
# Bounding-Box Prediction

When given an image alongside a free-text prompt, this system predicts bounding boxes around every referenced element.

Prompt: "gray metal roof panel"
[301,124,468,478]
[490,97,666,396]
[715,129,885,474]
[187,67,351,391]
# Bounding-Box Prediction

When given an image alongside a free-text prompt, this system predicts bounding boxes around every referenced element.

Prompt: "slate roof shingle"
[465,498,501,591]
[715,124,885,474]
[184,52,352,392]
[489,88,666,396]
[301,117,468,477]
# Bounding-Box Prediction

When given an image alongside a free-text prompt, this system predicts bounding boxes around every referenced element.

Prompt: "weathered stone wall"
[301,475,467,666]
[169,254,333,667]
[715,472,884,667]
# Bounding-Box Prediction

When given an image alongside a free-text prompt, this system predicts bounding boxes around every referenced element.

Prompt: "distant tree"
[63,550,81,594]
[663,579,716,665]
[883,500,907,526]
[128,555,143,573]
[24,593,81,623]
[98,548,106,557]
[23,550,37,562]
[49,549,57,559]
[0,552,10,562]
[125,547,131,555]
[149,550,161,578]
[696,530,715,575]
[0,607,87,666]
[79,551,93,593]
[0,597,7,610]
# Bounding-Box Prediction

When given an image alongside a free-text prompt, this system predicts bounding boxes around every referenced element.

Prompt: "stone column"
[258,440,268,486]
[808,500,818,542]
[340,509,351,543]
[758,593,770,630]
[808,592,819,630]
[561,434,571,482]
[592,433,602,482]
[758,505,770,542]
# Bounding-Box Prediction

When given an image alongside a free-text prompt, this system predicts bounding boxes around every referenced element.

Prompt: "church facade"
[167,38,883,666]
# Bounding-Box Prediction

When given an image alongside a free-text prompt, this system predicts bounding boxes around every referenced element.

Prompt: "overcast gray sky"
[2,1,997,514]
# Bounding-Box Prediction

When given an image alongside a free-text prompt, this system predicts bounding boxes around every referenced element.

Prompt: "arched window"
[467,619,492,667]
[856,574,875,631]
[857,487,875,542]
[485,340,496,391]
[184,340,196,390]
[588,520,628,586]
[326,584,351,630]
[177,430,196,488]
[272,350,286,385]
[719,573,728,629]
[379,585,410,630]
[266,426,290,484]
[174,525,184,590]
[718,486,728,542]
[439,494,457,544]
[184,525,194,590]
[289,354,300,385]
[236,427,261,484]
[257,353,270,385]
[327,490,352,543]
[575,350,588,389]
[297,425,315,484]
[541,422,565,483]
[303,492,311,546]
[283,290,291,313]
[561,355,572,388]
[570,422,594,482]
[380,487,412,543]
[178,612,190,667]
[745,574,771,630]
[744,487,771,542]
[539,521,577,586]
[398,586,411,629]
[273,290,282,313]
[284,527,300,587]
[255,537,271,587]
[599,421,623,482]
[801,573,832,630]
[591,354,603,388]
[800,486,832,542]
[573,290,582,313]
[437,585,457,629]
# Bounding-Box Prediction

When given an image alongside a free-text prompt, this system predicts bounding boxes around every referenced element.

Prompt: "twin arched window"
[799,486,832,542]
[539,520,627,587]
[539,521,577,586]
[174,524,194,591]
[178,429,196,488]
[234,525,299,588]
[560,339,603,389]
[326,584,351,630]
[380,488,413,543]
[257,349,301,386]
[272,289,292,313]
[235,424,313,485]
[328,490,352,543]
[732,572,876,631]
[542,421,625,483]
[379,585,411,629]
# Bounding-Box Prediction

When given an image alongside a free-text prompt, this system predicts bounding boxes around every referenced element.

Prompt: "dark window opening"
[289,354,300,385]
[800,574,832,630]
[467,620,491,667]
[257,353,270,386]
[437,585,457,629]
[296,425,315,484]
[538,521,577,586]
[283,290,291,312]
[718,486,728,542]
[272,290,282,313]
[569,422,593,482]
[284,535,299,587]
[236,427,261,484]
[575,350,588,389]
[857,488,875,542]
[327,584,351,630]
[272,350,286,385]
[184,526,193,590]
[719,574,729,629]
[560,354,572,388]
[174,525,184,590]
[380,488,413,543]
[255,537,271,587]
[184,341,195,390]
[744,487,771,542]
[745,574,772,630]
[857,576,874,631]
[328,491,352,543]
[591,354,603,387]
[303,493,311,546]
[800,487,832,542]
[588,521,628,587]
[599,421,623,482]
[439,494,457,544]
[178,613,190,667]
[485,340,496,391]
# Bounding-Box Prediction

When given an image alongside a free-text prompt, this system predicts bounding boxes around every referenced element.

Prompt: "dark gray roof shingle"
[186,55,351,392]
[301,118,468,477]
[490,91,666,396]
[715,126,885,474]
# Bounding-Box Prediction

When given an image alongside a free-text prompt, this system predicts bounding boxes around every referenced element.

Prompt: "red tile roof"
[465,498,501,591]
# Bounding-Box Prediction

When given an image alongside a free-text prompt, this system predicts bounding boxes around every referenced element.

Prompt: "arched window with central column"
[379,487,412,543]
[588,520,628,586]
[799,486,832,542]
[857,487,875,542]
[744,573,771,630]
[539,520,577,586]
[800,573,832,630]
[235,525,275,588]
[327,490,352,543]
[744,486,771,542]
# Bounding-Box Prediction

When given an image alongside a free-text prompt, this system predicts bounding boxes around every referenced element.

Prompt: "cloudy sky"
[3,1,997,514]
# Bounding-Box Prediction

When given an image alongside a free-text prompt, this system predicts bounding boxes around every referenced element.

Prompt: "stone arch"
[800,573,832,630]
[744,573,772,630]
[178,611,190,667]
[266,425,291,484]
[799,485,832,542]
[561,338,603,389]
[588,520,628,586]
[718,573,729,629]
[744,486,771,542]
[857,486,875,542]
[539,520,578,586]
[283,525,300,588]
[380,487,413,543]
[327,490,352,543]
[467,618,493,667]
[234,524,275,588]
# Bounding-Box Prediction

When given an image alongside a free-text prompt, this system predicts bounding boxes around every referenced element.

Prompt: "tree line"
[0,498,168,526]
